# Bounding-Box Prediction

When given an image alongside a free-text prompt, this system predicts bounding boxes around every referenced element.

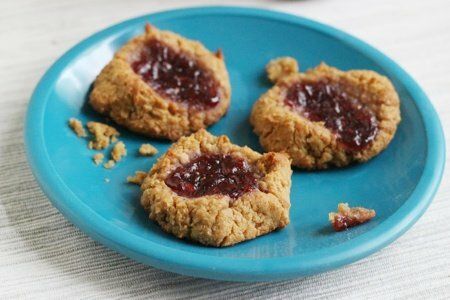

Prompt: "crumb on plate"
[139,143,158,156]
[93,153,104,165]
[329,203,375,231]
[103,159,116,169]
[127,171,147,185]
[87,121,119,150]
[111,141,127,162]
[69,118,87,137]
[266,57,299,83]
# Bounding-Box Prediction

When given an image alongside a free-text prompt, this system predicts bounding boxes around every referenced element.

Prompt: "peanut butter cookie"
[90,24,231,141]
[140,129,292,247]
[250,59,401,169]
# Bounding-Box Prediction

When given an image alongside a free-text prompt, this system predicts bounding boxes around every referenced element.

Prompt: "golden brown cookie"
[90,24,231,141]
[140,129,292,247]
[250,59,401,169]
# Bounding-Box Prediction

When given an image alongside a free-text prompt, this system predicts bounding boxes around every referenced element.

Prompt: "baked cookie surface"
[140,129,292,247]
[90,24,231,141]
[250,58,401,169]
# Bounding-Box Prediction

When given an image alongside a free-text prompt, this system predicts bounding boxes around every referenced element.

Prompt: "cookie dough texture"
[89,24,231,141]
[140,129,292,247]
[250,62,401,169]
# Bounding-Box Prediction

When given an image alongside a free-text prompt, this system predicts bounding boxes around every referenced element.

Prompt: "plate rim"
[24,6,446,281]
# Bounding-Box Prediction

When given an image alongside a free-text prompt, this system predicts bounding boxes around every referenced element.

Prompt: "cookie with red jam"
[250,58,401,169]
[140,129,292,247]
[90,24,231,141]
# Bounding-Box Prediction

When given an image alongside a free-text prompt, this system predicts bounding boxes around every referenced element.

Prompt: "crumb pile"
[68,118,128,169]
[69,117,158,185]
[87,122,119,150]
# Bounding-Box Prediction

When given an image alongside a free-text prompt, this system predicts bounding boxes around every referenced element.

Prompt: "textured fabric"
[1,0,449,298]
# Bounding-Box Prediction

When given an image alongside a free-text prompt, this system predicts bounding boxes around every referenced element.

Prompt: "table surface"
[1,0,449,298]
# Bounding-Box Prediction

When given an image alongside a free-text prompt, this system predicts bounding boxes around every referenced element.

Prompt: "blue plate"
[25,6,445,281]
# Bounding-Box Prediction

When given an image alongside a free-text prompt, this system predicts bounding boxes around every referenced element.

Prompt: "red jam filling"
[164,154,259,199]
[130,39,221,109]
[332,215,368,231]
[284,80,378,151]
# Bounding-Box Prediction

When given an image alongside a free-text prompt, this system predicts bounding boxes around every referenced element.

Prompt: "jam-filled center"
[130,39,221,109]
[284,80,378,151]
[165,154,259,199]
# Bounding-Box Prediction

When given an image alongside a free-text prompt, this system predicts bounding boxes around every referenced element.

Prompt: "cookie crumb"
[266,57,299,83]
[329,203,376,232]
[111,141,127,162]
[93,153,104,165]
[87,122,119,150]
[139,143,158,156]
[127,171,147,185]
[69,118,87,137]
[103,160,116,169]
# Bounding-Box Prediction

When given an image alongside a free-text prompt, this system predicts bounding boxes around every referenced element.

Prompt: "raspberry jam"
[164,154,259,199]
[284,80,378,151]
[131,40,221,109]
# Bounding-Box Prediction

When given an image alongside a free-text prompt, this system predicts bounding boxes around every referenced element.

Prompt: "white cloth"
[1,0,449,298]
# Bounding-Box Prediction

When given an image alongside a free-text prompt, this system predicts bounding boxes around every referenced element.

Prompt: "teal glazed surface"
[25,7,445,281]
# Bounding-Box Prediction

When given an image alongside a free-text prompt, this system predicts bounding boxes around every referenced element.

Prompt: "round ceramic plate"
[25,6,445,281]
